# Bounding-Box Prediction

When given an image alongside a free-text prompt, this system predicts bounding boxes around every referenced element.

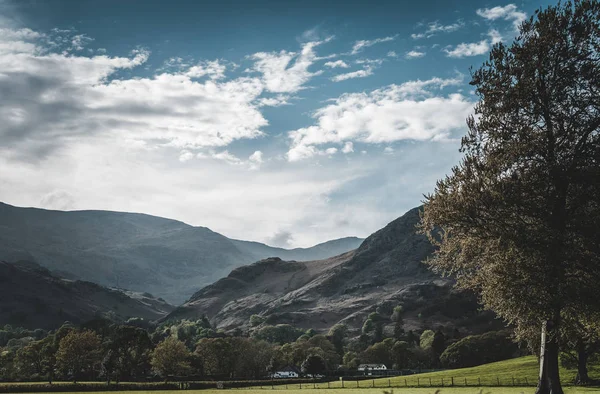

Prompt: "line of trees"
[1,303,596,383]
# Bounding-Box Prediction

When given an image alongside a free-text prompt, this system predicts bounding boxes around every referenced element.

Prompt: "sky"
[0,0,554,248]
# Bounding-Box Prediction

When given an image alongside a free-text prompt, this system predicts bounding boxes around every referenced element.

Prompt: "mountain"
[230,236,364,262]
[167,207,501,335]
[0,202,363,303]
[0,260,174,330]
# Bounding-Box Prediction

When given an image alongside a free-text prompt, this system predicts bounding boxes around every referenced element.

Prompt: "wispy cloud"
[476,4,527,30]
[411,20,464,39]
[444,40,489,57]
[405,50,426,59]
[331,67,374,82]
[350,35,397,55]
[249,36,333,93]
[324,60,350,68]
[443,28,503,58]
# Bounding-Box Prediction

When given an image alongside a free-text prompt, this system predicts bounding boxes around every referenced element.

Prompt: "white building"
[357,364,387,375]
[270,366,300,378]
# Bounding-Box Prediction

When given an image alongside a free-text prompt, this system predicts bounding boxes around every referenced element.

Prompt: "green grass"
[5,356,600,393]
[25,389,600,394]
[376,356,600,387]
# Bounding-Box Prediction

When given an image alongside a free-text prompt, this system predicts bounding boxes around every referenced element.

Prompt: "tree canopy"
[420,1,600,393]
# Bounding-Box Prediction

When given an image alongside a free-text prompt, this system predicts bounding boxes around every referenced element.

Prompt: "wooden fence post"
[404,378,407,387]
[451,377,454,387]
[464,378,467,386]
[429,377,432,386]
[441,378,444,387]
[417,377,420,387]
[497,377,500,386]
[525,377,528,386]
[478,377,481,386]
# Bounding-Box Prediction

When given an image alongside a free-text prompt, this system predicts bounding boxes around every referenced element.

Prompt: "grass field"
[4,356,600,393]
[25,389,600,394]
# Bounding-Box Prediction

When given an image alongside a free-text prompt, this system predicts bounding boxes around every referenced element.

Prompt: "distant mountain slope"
[0,260,174,330]
[168,207,501,335]
[230,237,363,263]
[0,202,362,303]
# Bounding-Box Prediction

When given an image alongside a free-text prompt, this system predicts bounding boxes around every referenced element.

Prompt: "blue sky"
[0,0,553,247]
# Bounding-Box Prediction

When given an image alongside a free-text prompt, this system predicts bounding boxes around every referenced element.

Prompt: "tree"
[391,341,411,369]
[108,325,153,381]
[151,337,191,380]
[56,330,102,382]
[419,330,435,350]
[16,340,45,379]
[342,351,360,370]
[301,354,326,377]
[250,315,265,327]
[391,306,405,340]
[361,338,395,367]
[440,331,518,369]
[327,324,348,356]
[419,2,600,393]
[251,324,304,345]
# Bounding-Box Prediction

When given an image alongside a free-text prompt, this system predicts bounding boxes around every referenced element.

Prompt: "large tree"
[419,1,600,393]
[151,337,191,381]
[56,330,102,382]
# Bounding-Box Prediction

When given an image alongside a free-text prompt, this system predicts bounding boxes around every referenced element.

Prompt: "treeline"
[0,304,527,383]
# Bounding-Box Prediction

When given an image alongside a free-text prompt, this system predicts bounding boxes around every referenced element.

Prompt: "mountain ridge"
[167,207,501,335]
[0,260,174,330]
[0,202,363,303]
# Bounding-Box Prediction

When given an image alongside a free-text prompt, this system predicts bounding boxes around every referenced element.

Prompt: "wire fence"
[226,376,536,390]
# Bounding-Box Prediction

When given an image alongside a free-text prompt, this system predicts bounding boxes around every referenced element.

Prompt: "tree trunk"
[575,340,589,385]
[536,321,564,394]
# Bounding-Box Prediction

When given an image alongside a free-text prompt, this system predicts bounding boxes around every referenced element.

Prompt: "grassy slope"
[376,356,600,387]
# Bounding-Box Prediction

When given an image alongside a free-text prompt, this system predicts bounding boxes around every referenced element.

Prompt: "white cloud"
[476,4,527,30]
[342,142,354,153]
[0,27,269,160]
[488,29,503,44]
[405,50,426,59]
[248,150,264,170]
[384,146,394,154]
[350,35,397,55]
[444,40,490,57]
[387,51,398,58]
[258,94,290,107]
[331,67,374,82]
[324,60,350,68]
[287,76,473,161]
[179,150,194,162]
[70,34,93,51]
[184,60,227,80]
[412,20,464,39]
[249,37,332,93]
[355,58,384,66]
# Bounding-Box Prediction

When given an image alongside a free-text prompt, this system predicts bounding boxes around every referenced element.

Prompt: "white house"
[357,364,387,375]
[270,366,300,378]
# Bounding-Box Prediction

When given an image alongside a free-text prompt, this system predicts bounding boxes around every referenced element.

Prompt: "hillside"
[0,260,174,329]
[168,207,502,334]
[0,202,362,303]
